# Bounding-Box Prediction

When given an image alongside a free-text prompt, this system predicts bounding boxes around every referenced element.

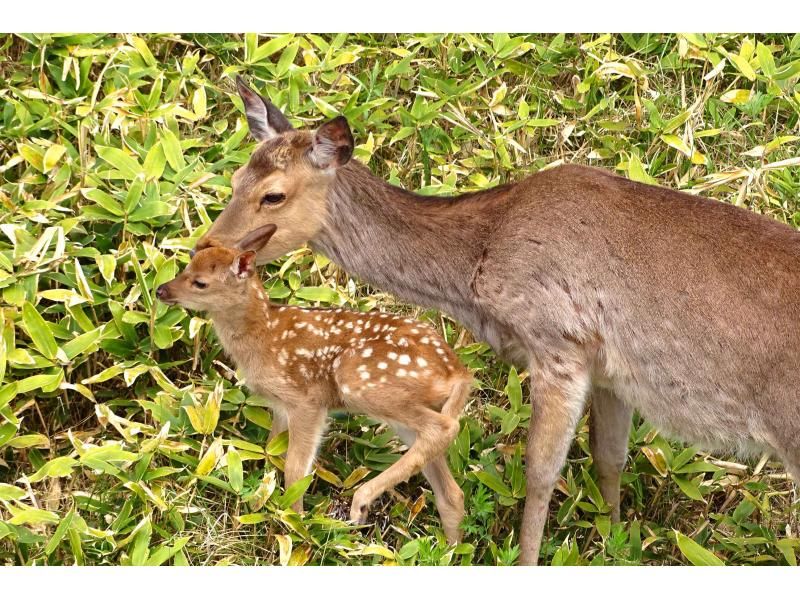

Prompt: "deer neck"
[311,162,496,318]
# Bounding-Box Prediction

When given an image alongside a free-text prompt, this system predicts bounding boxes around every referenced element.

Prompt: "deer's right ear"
[236,75,293,142]
[231,251,257,279]
[309,116,354,169]
[235,224,278,253]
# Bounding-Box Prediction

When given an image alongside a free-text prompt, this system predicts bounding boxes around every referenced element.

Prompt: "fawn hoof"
[349,488,371,524]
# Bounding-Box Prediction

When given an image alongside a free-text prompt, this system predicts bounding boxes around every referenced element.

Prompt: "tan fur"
[158,232,472,543]
[197,78,800,565]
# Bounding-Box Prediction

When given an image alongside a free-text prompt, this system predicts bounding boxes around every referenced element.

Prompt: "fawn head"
[194,76,354,264]
[157,224,278,312]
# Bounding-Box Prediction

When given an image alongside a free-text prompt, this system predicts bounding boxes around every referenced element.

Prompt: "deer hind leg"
[589,386,633,523]
[520,362,590,566]
[350,408,459,527]
[395,426,465,544]
[284,406,327,513]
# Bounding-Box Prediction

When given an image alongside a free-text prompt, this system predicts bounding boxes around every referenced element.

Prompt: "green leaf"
[674,531,724,565]
[275,474,313,510]
[243,406,271,429]
[160,128,185,171]
[474,469,512,497]
[8,507,60,526]
[672,474,705,501]
[0,483,26,501]
[720,89,752,104]
[95,146,142,180]
[28,456,78,482]
[227,447,244,494]
[22,301,58,360]
[294,286,339,303]
[45,509,76,555]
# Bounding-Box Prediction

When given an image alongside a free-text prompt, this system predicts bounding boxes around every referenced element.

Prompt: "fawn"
[195,76,800,564]
[157,224,472,543]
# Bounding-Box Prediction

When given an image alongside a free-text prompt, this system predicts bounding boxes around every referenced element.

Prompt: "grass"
[1,33,799,566]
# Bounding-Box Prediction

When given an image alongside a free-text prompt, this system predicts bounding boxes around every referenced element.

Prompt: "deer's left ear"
[231,251,257,279]
[309,116,354,169]
[236,75,293,142]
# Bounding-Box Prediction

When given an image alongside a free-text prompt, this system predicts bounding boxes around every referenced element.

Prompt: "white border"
[1,0,798,33]
[1,565,798,595]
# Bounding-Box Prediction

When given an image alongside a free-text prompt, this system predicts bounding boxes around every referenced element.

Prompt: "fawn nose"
[156,284,169,300]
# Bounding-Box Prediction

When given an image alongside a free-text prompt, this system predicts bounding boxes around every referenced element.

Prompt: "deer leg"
[395,426,465,544]
[350,410,459,526]
[520,365,590,566]
[284,406,327,513]
[589,387,633,523]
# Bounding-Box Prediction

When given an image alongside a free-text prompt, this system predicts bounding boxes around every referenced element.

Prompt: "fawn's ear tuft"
[235,75,293,142]
[231,250,258,279]
[235,224,278,253]
[309,116,354,169]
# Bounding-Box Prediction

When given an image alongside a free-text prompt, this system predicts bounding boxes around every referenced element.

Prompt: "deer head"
[158,224,278,311]
[194,76,354,263]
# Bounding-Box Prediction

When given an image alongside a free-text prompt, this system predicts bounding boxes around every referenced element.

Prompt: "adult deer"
[196,76,800,565]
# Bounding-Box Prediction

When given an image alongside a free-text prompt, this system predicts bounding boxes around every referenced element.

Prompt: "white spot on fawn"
[398,355,411,365]
[397,369,407,377]
[420,337,430,344]
[398,338,409,347]
[388,352,398,360]
[360,371,370,380]
[377,362,388,370]
[416,357,428,367]
[362,347,373,358]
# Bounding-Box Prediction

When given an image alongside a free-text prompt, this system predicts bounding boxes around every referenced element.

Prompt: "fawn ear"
[231,251,257,279]
[235,223,278,253]
[309,116,354,169]
[236,75,293,142]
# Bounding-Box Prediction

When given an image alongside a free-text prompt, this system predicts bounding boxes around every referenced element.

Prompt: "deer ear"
[235,224,278,253]
[231,251,257,279]
[236,75,293,142]
[309,116,354,169]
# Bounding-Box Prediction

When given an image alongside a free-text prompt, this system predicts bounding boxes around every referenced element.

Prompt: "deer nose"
[156,284,169,300]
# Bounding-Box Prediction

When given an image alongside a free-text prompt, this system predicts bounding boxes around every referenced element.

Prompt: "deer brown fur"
[197,76,800,565]
[158,224,472,543]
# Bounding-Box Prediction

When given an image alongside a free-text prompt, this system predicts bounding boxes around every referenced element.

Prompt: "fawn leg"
[520,365,590,566]
[396,426,465,544]
[268,405,289,446]
[589,387,632,522]
[284,406,327,513]
[351,411,459,525]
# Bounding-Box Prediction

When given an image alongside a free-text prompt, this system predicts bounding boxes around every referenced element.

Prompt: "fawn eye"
[193,280,208,289]
[260,193,286,206]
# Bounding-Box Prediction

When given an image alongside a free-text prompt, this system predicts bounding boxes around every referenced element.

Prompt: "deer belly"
[600,348,767,455]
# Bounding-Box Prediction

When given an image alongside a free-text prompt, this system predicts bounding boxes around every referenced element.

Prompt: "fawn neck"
[312,162,504,318]
[206,281,271,357]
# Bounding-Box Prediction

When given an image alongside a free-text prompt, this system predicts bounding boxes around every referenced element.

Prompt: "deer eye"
[193,280,208,289]
[260,193,286,206]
